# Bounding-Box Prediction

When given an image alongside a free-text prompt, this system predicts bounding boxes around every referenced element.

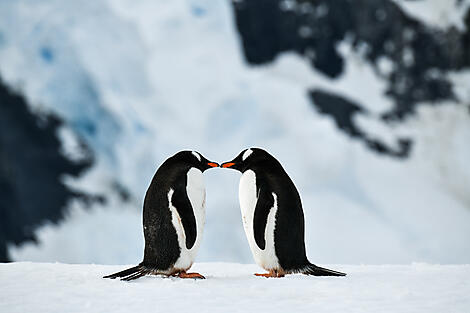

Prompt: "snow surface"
[1,262,469,313]
[392,0,470,31]
[1,0,470,265]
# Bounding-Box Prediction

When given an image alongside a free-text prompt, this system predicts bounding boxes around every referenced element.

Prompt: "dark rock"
[0,79,94,262]
[310,89,412,157]
[232,0,470,155]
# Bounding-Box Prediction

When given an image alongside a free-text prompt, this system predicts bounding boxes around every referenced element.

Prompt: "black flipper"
[253,188,275,250]
[302,263,346,276]
[103,265,152,281]
[171,182,197,250]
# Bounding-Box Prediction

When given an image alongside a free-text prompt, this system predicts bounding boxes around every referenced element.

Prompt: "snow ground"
[1,262,469,313]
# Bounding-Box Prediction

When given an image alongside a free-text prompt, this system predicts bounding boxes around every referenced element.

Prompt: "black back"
[141,151,214,270]
[224,148,310,270]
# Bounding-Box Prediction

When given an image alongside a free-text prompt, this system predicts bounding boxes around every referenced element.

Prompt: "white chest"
[168,168,206,271]
[239,170,279,270]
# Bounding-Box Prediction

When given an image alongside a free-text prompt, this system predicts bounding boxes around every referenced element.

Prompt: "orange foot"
[178,272,206,279]
[254,270,285,278]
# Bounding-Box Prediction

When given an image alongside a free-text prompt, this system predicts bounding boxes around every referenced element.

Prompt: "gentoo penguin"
[221,148,346,278]
[104,150,218,280]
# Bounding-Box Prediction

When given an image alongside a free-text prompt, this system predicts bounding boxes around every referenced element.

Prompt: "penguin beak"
[207,162,219,168]
[221,162,235,168]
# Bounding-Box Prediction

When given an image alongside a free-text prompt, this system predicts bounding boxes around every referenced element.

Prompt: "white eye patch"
[192,151,201,161]
[242,149,253,161]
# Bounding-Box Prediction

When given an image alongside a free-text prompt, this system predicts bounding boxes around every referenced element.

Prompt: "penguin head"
[221,148,271,172]
[172,150,219,172]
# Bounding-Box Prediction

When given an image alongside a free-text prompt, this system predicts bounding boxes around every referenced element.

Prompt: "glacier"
[0,0,469,265]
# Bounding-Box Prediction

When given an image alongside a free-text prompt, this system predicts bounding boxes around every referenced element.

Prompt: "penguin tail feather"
[301,263,346,277]
[103,265,152,281]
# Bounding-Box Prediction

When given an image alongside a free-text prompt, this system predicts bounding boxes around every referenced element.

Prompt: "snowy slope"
[392,0,470,30]
[0,0,469,265]
[1,262,470,313]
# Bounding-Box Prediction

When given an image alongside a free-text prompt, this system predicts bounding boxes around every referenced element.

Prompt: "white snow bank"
[1,262,469,313]
[391,0,470,31]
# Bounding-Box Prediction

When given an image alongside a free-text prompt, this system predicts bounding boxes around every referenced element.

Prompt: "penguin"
[104,150,218,280]
[221,148,346,278]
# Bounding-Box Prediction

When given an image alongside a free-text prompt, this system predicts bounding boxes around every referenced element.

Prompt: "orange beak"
[221,162,235,168]
[207,162,219,168]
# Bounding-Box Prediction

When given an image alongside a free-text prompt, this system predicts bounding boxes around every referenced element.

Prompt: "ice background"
[0,0,469,265]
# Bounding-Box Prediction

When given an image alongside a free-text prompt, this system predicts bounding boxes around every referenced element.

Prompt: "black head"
[170,150,219,172]
[220,148,275,172]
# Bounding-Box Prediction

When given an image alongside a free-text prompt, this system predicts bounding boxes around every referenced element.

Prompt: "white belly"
[239,170,279,270]
[168,168,206,271]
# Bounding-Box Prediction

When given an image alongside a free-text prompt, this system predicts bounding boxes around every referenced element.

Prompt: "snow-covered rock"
[0,0,469,265]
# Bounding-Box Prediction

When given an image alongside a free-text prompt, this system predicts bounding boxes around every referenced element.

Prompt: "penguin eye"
[191,151,201,162]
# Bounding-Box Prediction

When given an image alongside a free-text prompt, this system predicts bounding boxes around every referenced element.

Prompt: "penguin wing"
[253,188,275,250]
[171,184,197,249]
